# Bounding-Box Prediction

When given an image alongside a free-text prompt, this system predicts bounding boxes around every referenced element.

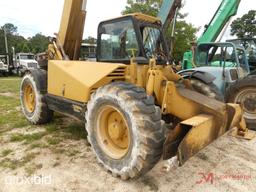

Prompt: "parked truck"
[13,52,39,76]
[0,55,9,76]
[0,54,15,76]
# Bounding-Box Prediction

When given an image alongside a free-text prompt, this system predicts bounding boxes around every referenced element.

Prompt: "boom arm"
[198,0,241,43]
[157,0,182,59]
[182,0,241,69]
[157,0,182,30]
[49,0,87,60]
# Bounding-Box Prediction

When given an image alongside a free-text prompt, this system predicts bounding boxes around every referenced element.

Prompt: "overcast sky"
[0,0,254,40]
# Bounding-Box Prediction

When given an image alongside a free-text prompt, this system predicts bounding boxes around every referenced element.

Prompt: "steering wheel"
[127,48,138,58]
[154,50,168,61]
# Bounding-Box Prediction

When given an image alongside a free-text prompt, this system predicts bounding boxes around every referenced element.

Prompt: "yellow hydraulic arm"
[48,0,87,60]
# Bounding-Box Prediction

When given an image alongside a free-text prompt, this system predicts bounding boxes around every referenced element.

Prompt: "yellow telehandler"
[20,0,254,180]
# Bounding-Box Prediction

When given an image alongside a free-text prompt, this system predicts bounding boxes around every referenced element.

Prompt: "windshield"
[228,39,256,63]
[142,27,167,62]
[99,19,139,61]
[98,17,168,63]
[19,54,35,60]
[196,44,249,72]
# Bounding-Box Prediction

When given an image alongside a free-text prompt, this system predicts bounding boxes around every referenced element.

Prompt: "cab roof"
[101,12,162,26]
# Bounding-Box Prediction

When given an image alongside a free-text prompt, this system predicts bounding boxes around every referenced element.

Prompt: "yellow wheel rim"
[24,83,35,113]
[97,105,130,159]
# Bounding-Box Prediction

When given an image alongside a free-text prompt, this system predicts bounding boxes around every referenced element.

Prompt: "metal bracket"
[228,127,256,140]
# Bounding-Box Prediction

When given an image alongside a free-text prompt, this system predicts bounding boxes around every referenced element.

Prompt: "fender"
[178,69,216,84]
[29,69,48,93]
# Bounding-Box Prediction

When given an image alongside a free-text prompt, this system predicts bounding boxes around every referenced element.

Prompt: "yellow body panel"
[48,60,126,102]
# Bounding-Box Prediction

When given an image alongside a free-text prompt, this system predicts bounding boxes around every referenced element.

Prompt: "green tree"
[122,0,162,16]
[21,43,30,52]
[83,36,97,44]
[167,20,197,62]
[1,23,18,35]
[29,33,49,53]
[122,0,198,62]
[0,23,52,56]
[230,10,256,38]
[0,23,28,54]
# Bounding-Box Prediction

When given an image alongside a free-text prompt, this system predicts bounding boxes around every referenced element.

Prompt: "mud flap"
[227,103,255,140]
[177,114,218,165]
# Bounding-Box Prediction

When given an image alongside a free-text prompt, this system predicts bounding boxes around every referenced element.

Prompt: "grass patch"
[10,132,46,143]
[25,163,43,176]
[22,152,39,163]
[50,147,66,154]
[29,142,48,149]
[0,78,31,130]
[62,122,87,140]
[0,127,13,135]
[23,132,47,144]
[10,133,26,142]
[0,96,29,129]
[0,77,21,93]
[0,152,39,170]
[45,122,60,133]
[66,149,80,157]
[46,137,62,145]
[0,158,20,170]
[1,149,13,157]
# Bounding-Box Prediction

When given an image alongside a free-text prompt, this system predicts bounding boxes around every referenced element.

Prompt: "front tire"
[20,73,53,124]
[86,82,164,180]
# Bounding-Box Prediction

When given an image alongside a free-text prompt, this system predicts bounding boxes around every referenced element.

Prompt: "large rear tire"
[226,75,256,129]
[190,78,224,101]
[20,73,53,124]
[86,82,164,180]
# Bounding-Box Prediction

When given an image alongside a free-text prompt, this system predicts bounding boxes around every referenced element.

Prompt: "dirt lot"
[0,77,256,192]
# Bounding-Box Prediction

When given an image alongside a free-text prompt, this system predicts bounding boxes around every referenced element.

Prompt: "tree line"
[123,0,256,62]
[0,23,49,55]
[0,0,255,62]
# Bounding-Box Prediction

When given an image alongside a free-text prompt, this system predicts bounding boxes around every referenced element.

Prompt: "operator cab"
[96,13,169,64]
[227,38,256,71]
[195,42,250,77]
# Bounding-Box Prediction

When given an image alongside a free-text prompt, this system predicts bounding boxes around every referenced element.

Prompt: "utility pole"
[4,26,10,65]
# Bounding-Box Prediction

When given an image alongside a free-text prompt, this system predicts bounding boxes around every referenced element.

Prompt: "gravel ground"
[0,128,255,192]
